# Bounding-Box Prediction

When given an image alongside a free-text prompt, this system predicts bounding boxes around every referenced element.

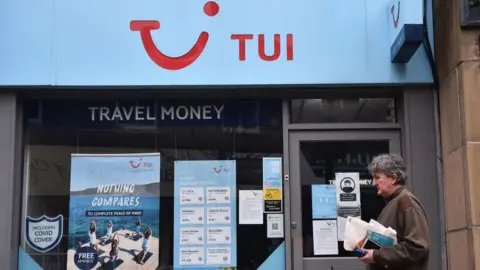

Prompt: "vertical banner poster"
[67,153,161,270]
[263,157,283,213]
[174,160,237,269]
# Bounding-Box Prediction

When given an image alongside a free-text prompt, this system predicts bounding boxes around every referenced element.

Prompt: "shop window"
[290,98,396,123]
[22,99,283,270]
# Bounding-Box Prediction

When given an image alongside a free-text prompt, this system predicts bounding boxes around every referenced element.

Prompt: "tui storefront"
[0,0,443,269]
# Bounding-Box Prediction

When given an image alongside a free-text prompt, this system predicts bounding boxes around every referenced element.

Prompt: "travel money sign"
[31,99,280,128]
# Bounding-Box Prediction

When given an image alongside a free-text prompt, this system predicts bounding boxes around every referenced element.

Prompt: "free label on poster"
[207,187,231,204]
[207,247,231,265]
[74,246,99,269]
[180,227,205,245]
[207,227,231,244]
[180,207,205,225]
[180,187,205,205]
[179,247,205,265]
[207,207,231,224]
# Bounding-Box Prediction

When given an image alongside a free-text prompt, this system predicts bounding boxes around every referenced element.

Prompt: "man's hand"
[360,249,375,264]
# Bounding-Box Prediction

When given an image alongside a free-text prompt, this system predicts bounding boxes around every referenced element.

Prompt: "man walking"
[360,154,430,270]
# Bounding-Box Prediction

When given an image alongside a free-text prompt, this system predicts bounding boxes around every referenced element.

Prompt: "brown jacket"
[368,186,429,270]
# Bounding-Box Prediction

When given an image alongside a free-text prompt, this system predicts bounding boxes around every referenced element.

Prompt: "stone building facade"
[435,0,480,269]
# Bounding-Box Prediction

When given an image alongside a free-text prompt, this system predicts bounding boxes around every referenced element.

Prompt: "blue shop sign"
[26,100,281,128]
[388,0,424,64]
[1,0,433,86]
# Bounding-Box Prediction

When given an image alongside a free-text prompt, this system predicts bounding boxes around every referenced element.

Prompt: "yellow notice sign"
[264,188,282,200]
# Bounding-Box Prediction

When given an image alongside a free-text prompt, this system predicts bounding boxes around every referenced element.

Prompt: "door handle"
[291,222,297,228]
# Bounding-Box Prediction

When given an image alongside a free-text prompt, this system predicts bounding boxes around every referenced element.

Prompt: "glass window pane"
[22,99,283,269]
[299,140,388,257]
[291,98,396,123]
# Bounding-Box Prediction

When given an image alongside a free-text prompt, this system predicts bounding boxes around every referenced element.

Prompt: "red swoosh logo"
[390,1,400,28]
[130,159,142,168]
[130,20,209,70]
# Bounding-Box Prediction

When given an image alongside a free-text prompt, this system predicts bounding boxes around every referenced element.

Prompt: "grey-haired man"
[360,154,429,270]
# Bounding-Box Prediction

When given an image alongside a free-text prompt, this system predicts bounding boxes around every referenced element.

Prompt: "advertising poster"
[174,160,237,269]
[263,158,283,213]
[67,153,161,270]
[311,185,337,219]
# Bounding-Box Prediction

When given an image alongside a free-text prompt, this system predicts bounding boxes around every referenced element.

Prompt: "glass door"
[289,131,401,270]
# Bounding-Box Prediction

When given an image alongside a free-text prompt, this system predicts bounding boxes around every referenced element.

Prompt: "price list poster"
[173,160,237,269]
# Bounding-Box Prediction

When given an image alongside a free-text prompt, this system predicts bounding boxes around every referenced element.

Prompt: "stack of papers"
[343,217,397,251]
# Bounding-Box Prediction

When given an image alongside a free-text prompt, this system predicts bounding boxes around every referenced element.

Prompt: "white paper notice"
[267,214,284,238]
[335,172,361,208]
[180,227,205,245]
[180,187,205,205]
[207,187,231,204]
[207,207,231,224]
[313,220,338,255]
[180,207,205,225]
[239,190,264,224]
[337,208,361,241]
[206,247,231,265]
[207,227,231,244]
[179,247,205,265]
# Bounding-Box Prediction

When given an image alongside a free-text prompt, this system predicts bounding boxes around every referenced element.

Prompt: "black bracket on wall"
[461,0,480,26]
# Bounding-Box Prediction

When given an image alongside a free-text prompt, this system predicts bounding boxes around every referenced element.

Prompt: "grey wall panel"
[0,93,21,270]
[402,88,443,270]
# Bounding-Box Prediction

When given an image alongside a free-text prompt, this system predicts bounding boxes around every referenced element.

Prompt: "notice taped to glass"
[337,207,361,241]
[264,200,282,213]
[267,214,284,238]
[335,172,361,208]
[239,190,263,225]
[263,157,283,213]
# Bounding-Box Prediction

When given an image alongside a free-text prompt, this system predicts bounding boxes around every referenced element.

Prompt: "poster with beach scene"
[67,153,161,270]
